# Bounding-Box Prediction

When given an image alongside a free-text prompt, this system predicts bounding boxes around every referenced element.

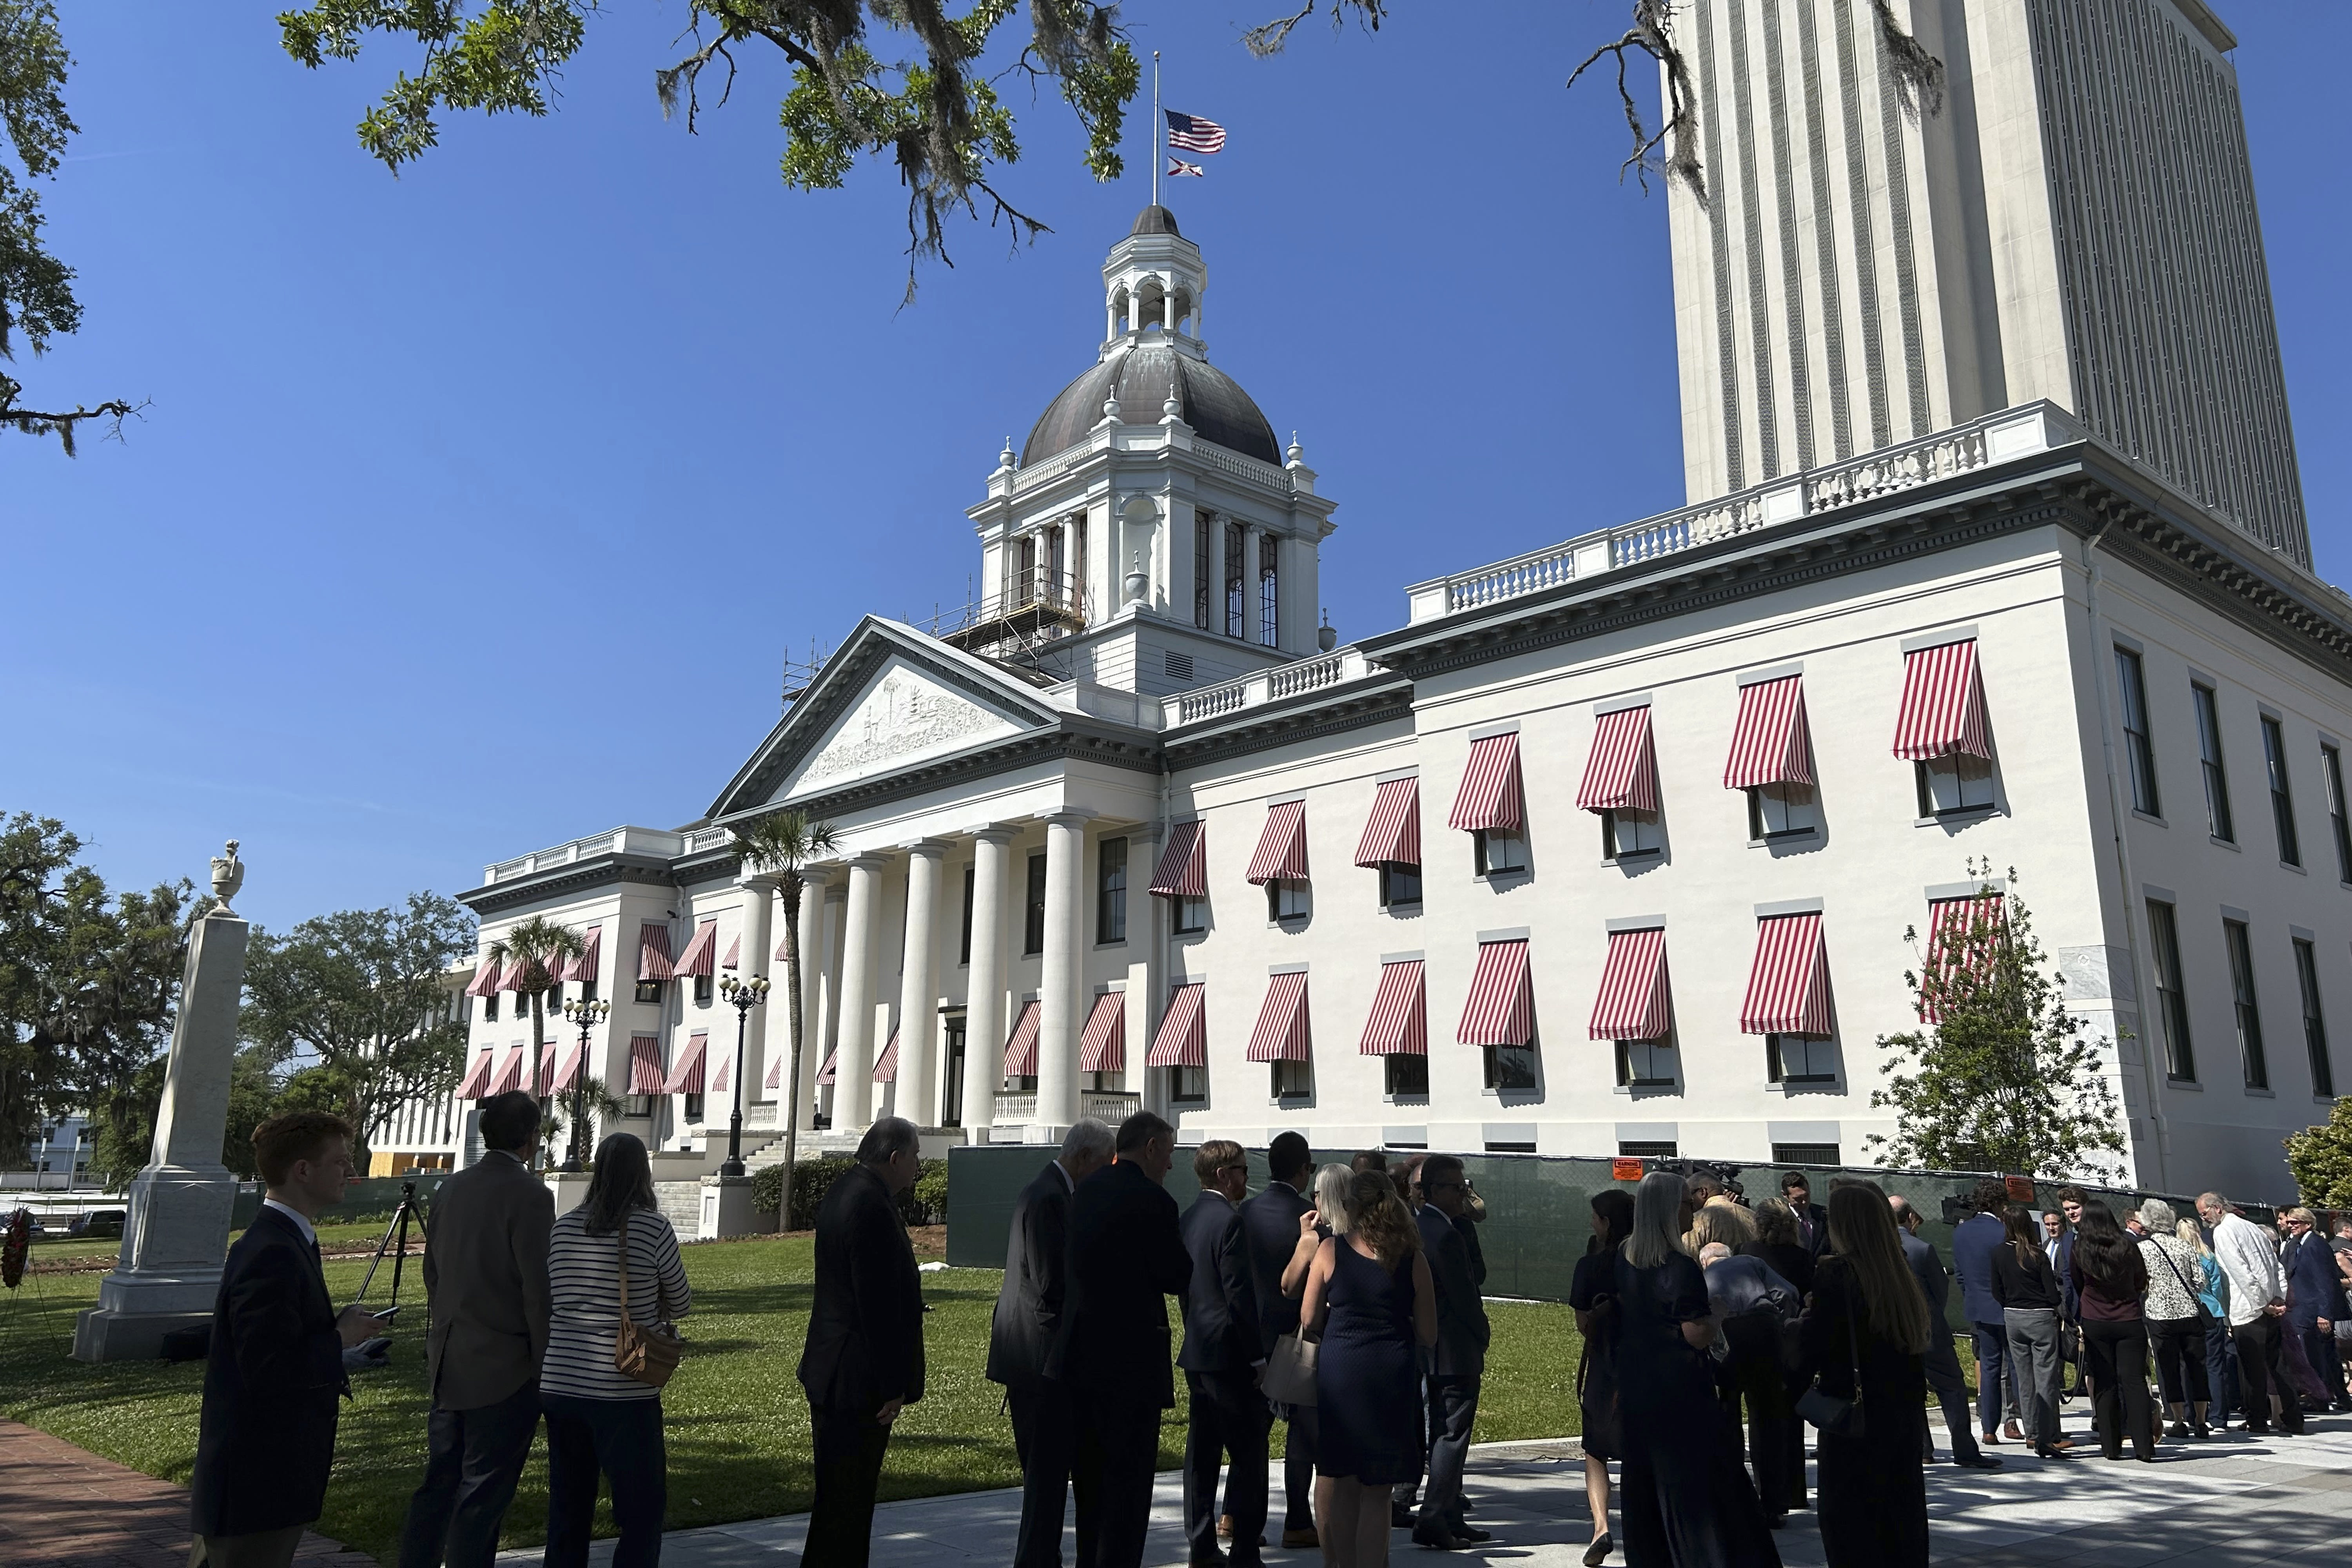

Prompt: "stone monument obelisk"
[74,842,251,1361]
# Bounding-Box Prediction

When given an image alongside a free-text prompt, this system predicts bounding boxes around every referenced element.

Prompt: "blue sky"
[6,2,2347,933]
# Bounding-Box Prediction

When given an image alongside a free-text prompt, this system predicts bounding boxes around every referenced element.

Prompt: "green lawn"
[0,1237,1584,1563]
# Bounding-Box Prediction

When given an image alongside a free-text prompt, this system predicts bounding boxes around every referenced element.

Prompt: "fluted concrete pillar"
[790,871,831,1133]
[738,875,775,1109]
[833,853,886,1129]
[961,827,1014,1137]
[897,841,947,1128]
[1033,811,1090,1138]
[1125,827,1160,1107]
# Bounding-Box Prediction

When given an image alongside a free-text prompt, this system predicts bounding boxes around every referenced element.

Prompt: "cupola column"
[1162,278,1178,332]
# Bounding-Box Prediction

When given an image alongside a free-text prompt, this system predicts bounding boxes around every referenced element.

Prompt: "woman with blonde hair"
[2185,1217,2238,1429]
[1282,1163,1358,1299]
[1611,1171,1782,1566]
[1687,1201,1758,1256]
[1300,1169,1437,1566]
[1799,1182,1930,1566]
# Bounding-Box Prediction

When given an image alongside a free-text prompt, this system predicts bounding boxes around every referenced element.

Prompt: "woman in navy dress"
[1612,1171,1782,1568]
[1569,1186,1636,1567]
[1300,1168,1438,1566]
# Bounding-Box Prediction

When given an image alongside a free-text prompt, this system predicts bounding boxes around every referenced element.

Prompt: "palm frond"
[731,810,840,878]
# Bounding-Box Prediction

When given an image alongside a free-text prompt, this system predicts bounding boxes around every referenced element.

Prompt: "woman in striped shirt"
[542,1133,690,1568]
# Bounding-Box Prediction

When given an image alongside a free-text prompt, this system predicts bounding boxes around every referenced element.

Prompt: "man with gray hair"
[989,1118,1114,1568]
[799,1117,927,1564]
[2198,1191,2301,1436]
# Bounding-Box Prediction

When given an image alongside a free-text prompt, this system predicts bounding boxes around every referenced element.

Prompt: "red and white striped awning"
[765,1049,784,1090]
[457,1048,497,1098]
[1079,992,1126,1073]
[628,1034,665,1094]
[709,1049,731,1094]
[720,934,740,971]
[664,1031,708,1094]
[1148,982,1208,1068]
[1577,706,1661,813]
[1354,777,1422,867]
[1724,675,1815,790]
[464,959,501,999]
[672,920,719,980]
[775,932,793,964]
[1892,640,1993,761]
[1246,801,1309,885]
[1920,894,2006,1022]
[1589,927,1671,1041]
[1740,913,1833,1034]
[561,925,602,984]
[1458,939,1534,1047]
[1359,959,1428,1056]
[816,1047,838,1086]
[637,923,675,982]
[872,1026,900,1083]
[1148,820,1207,898]
[499,953,532,992]
[1247,971,1312,1063]
[548,1041,587,1094]
[1003,1000,1043,1077]
[488,1045,526,1096]
[1448,734,1524,832]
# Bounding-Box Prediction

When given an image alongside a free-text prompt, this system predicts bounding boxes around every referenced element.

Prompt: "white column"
[793,873,834,1136]
[1034,811,1090,1138]
[961,827,1014,1137]
[1161,275,1177,331]
[833,853,886,1129]
[1126,827,1161,1109]
[897,840,947,1127]
[739,876,775,1106]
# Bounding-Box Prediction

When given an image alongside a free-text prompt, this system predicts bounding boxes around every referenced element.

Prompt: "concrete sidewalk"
[500,1401,2352,1567]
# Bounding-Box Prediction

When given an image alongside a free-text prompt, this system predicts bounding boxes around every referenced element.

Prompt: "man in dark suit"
[1176,1139,1267,1568]
[398,1090,553,1568]
[987,1118,1115,1568]
[1780,1171,1831,1257]
[1411,1155,1493,1550]
[1236,1132,1317,1551]
[1949,1177,2022,1444]
[1888,1195,2001,1470]
[799,1116,927,1568]
[1049,1110,1192,1568]
[191,1112,381,1568]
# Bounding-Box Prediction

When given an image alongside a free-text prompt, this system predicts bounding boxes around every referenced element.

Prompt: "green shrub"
[749,1155,949,1230]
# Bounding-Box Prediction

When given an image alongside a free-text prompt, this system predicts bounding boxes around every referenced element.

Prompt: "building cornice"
[459,856,678,917]
[1161,676,1416,769]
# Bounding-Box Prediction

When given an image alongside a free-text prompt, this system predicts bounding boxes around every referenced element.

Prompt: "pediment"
[768,653,1033,804]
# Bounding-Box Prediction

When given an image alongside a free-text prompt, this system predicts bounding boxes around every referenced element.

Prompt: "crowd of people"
[181,1094,2352,1568]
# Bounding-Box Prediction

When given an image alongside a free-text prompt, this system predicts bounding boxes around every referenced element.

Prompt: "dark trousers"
[1416,1376,1479,1531]
[1009,1379,1089,1568]
[1183,1370,1269,1563]
[2202,1319,2239,1422]
[397,1382,541,1568]
[1279,1403,1319,1531]
[2295,1324,2348,1405]
[542,1392,666,1568]
[2149,1319,2211,1408]
[1922,1331,1984,1463]
[1071,1398,1163,1568]
[1969,1321,2016,1433]
[2079,1319,2154,1459]
[2231,1315,2303,1432]
[806,1400,894,1568]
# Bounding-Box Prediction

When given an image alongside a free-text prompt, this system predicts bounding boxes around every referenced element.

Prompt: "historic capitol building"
[383,0,2341,1200]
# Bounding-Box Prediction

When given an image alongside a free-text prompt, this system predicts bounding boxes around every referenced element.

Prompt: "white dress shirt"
[2211,1212,2283,1327]
[262,1196,318,1247]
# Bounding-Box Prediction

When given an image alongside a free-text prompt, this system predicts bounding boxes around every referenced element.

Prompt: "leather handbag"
[611,1222,684,1388]
[1794,1305,1865,1438]
[1260,1332,1318,1407]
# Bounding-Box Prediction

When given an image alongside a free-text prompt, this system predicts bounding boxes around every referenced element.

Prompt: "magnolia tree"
[1866,861,2127,1182]
[2285,1098,2352,1209]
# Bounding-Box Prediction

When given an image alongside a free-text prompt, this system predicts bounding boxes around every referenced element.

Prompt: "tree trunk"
[779,875,806,1232]
[529,989,547,1171]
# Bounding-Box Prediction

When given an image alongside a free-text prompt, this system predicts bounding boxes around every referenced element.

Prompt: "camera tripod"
[350,1178,430,1316]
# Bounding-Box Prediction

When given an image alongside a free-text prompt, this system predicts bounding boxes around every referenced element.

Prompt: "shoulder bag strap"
[2151,1238,2201,1305]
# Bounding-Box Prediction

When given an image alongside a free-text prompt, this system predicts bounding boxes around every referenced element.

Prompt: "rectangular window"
[1484,1041,1538,1091]
[1169,1063,1208,1105]
[633,978,662,1005]
[960,866,975,965]
[2224,918,2267,1089]
[2262,716,2300,866]
[1475,827,1529,876]
[623,1094,653,1119]
[1378,862,1423,908]
[2324,744,2352,883]
[544,981,562,1010]
[692,974,712,1005]
[1768,1033,1837,1084]
[2116,648,2160,816]
[2293,938,2334,1098]
[1770,1141,1841,1166]
[1746,782,1821,839]
[1618,1139,1677,1158]
[1258,535,1280,649]
[484,993,500,1022]
[1024,852,1048,955]
[1096,837,1127,944]
[1271,1058,1312,1099]
[1011,534,1038,608]
[2192,683,2233,840]
[1194,513,1212,629]
[684,1093,705,1122]
[1266,880,1310,922]
[1601,809,1663,859]
[1224,520,1246,638]
[1615,1038,1676,1089]
[1175,895,1208,935]
[1915,753,1996,816]
[2147,900,2195,1082]
[940,1015,966,1127]
[578,976,598,1004]
[1384,1054,1429,1097]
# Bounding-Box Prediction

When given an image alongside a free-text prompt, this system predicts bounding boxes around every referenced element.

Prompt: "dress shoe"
[1449,1522,1493,1543]
[1582,1531,1615,1566]
[1188,1551,1227,1568]
[1411,1523,1469,1550]
[1980,1430,2000,1446]
[1280,1527,1320,1549]
[2003,1418,2025,1441]
[2167,1421,2190,1438]
[1953,1453,2003,1469]
[1392,1503,1417,1529]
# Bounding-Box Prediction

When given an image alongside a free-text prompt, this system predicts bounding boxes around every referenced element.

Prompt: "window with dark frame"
[1601,809,1663,859]
[1024,852,1047,955]
[2147,900,2195,1082]
[2116,648,2160,816]
[624,1094,653,1119]
[1266,880,1310,922]
[1614,1038,1675,1089]
[1770,1141,1840,1165]
[940,1014,966,1127]
[1747,780,1821,839]
[1914,753,1996,816]
[684,1093,705,1121]
[632,979,659,1005]
[1174,893,1207,935]
[693,974,713,1005]
[1767,1033,1837,1084]
[1169,1063,1207,1104]
[2293,938,2334,1099]
[579,976,598,1004]
[2193,683,2233,839]
[1484,1040,1538,1091]
[485,993,500,1021]
[1378,862,1422,908]
[1258,535,1280,648]
[2224,918,2267,1089]
[2324,744,2352,884]
[1617,1139,1677,1158]
[1224,520,1246,638]
[1194,513,1213,629]
[2262,716,2300,866]
[960,866,975,965]
[1384,1054,1429,1096]
[1474,827,1529,876]
[1271,1058,1311,1098]
[1096,837,1128,944]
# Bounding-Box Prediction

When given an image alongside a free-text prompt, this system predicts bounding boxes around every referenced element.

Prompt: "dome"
[1022,339,1281,466]
[1131,204,1181,236]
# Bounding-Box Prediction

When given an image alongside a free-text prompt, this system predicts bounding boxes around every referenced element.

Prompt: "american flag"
[1167,156,1205,179]
[1165,110,1226,155]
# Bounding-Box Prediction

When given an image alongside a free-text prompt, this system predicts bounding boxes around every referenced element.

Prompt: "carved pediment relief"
[773,656,1029,801]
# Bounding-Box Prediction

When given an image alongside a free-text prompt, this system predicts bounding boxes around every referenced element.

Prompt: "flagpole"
[1152,51,1161,209]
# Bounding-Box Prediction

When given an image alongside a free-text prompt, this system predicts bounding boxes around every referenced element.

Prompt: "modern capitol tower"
[385,0,2341,1216]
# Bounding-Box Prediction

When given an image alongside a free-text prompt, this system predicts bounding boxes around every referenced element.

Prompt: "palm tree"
[732,809,838,1230]
[485,914,585,1169]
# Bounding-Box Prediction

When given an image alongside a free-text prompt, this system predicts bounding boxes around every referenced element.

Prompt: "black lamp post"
[716,973,770,1178]
[559,997,610,1172]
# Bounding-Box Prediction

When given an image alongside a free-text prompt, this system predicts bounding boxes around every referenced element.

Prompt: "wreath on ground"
[2,1208,31,1289]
